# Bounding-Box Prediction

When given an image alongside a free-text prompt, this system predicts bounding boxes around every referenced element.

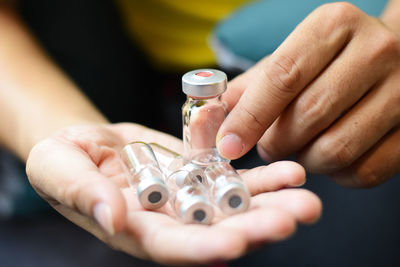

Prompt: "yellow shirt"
[116,0,250,71]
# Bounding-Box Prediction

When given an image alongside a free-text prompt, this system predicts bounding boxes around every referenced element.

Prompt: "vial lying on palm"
[149,142,207,187]
[151,140,250,216]
[150,143,213,224]
[122,141,250,222]
[204,162,250,215]
[167,169,214,224]
[121,142,169,210]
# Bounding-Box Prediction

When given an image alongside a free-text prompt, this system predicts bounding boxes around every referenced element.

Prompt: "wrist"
[17,110,109,162]
[0,7,109,160]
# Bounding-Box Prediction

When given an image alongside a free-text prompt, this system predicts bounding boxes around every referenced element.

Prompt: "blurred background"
[1,0,399,266]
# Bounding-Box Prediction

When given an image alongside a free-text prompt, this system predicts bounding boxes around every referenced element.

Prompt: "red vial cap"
[195,71,213,77]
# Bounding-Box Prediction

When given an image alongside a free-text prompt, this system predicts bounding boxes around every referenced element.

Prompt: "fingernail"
[292,178,306,187]
[217,134,244,159]
[257,145,273,163]
[93,203,115,235]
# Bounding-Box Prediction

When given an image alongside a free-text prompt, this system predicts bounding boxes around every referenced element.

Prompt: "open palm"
[26,123,321,265]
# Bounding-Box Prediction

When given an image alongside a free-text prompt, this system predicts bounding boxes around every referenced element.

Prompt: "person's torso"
[116,0,251,70]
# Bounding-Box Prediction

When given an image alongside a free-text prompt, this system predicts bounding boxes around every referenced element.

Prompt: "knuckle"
[311,2,360,40]
[297,2,361,51]
[317,136,355,170]
[369,29,400,63]
[295,90,332,131]
[352,165,381,188]
[263,55,301,100]
[318,2,361,25]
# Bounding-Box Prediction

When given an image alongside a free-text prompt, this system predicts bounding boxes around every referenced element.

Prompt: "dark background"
[0,1,399,266]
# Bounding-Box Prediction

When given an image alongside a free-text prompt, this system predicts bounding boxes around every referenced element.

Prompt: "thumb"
[217,58,272,159]
[26,139,126,235]
[221,68,256,112]
[217,58,271,159]
[221,57,269,113]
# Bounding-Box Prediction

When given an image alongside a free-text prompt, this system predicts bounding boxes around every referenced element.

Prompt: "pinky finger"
[331,126,400,188]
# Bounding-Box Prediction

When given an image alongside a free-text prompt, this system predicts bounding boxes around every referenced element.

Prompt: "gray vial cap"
[137,177,169,210]
[182,69,227,98]
[179,195,214,225]
[216,182,250,215]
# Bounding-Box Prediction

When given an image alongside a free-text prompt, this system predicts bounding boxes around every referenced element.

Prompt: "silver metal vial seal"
[122,142,169,210]
[169,164,207,187]
[137,176,169,210]
[182,69,227,98]
[216,182,250,215]
[181,163,207,186]
[179,195,214,225]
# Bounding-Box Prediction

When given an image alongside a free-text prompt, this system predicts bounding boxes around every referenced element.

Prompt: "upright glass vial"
[121,142,169,210]
[182,69,229,167]
[204,162,250,215]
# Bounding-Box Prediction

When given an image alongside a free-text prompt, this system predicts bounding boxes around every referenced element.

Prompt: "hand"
[217,2,400,188]
[26,123,321,265]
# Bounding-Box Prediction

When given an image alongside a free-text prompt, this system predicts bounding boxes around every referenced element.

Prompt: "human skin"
[218,1,400,188]
[0,4,321,265]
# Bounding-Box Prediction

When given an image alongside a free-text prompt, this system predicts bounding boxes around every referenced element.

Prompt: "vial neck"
[187,95,220,101]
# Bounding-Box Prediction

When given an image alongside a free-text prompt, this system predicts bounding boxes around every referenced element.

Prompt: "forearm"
[381,0,400,34]
[0,6,108,161]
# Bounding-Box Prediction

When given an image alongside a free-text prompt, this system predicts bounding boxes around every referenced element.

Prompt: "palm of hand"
[26,123,321,265]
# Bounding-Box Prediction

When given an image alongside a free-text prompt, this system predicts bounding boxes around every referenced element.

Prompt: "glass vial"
[121,142,169,210]
[182,69,230,167]
[167,170,214,225]
[204,162,250,215]
[149,143,207,187]
[149,143,213,224]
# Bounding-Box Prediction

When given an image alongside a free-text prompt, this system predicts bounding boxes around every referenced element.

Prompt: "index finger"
[217,3,363,159]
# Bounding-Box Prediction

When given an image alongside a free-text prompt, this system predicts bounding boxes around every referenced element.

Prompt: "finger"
[330,125,400,188]
[216,207,296,245]
[126,212,247,265]
[298,74,400,173]
[257,18,398,161]
[239,161,306,196]
[222,61,265,112]
[252,189,322,224]
[26,139,126,235]
[217,3,363,159]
